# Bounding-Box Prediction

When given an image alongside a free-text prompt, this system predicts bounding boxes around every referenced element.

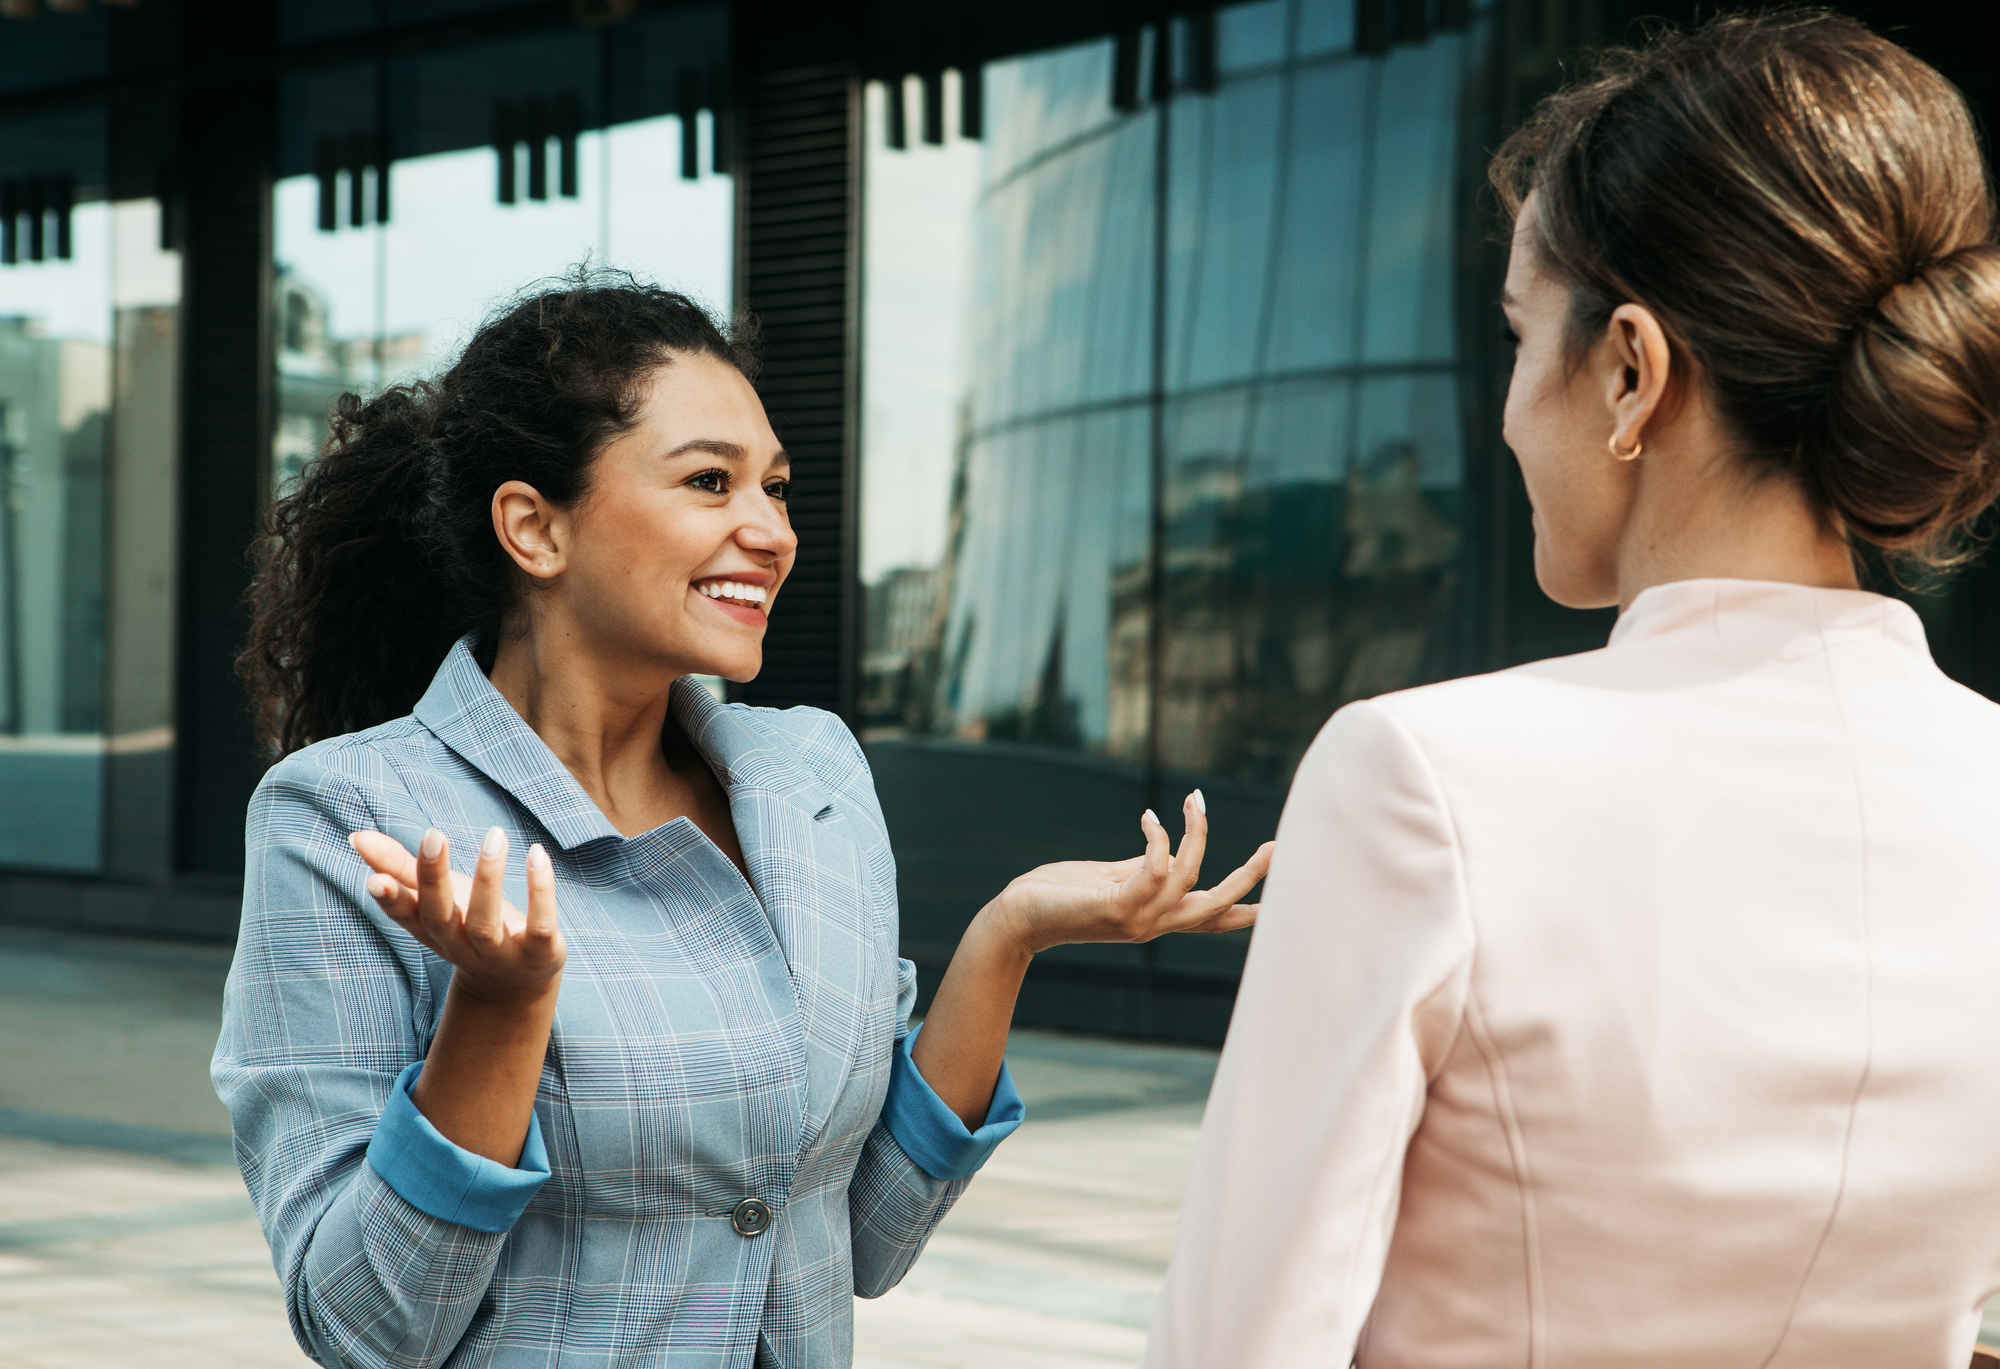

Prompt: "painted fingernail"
[367,875,390,899]
[481,826,508,860]
[527,842,550,872]
[419,829,444,860]
[1143,809,1159,827]
[1191,789,1207,815]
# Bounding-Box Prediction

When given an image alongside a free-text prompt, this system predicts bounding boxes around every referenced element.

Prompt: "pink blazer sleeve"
[1143,699,1477,1367]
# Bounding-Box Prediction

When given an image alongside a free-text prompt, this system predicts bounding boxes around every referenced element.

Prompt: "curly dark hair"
[239,268,759,757]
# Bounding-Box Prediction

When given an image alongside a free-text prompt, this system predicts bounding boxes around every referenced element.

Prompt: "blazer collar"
[412,636,836,854]
[1610,579,1930,661]
[412,638,623,851]
[669,677,834,822]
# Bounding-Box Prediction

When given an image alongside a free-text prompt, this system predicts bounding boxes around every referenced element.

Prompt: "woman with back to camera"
[1146,12,2000,1367]
[213,276,1270,1369]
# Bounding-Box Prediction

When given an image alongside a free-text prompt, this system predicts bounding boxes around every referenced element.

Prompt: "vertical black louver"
[1356,0,1391,53]
[493,102,519,204]
[524,99,549,200]
[884,73,907,149]
[1112,26,1143,111]
[346,131,369,227]
[920,69,944,144]
[556,95,580,197]
[959,62,983,139]
[1188,9,1219,92]
[679,67,702,178]
[737,63,858,718]
[51,177,72,260]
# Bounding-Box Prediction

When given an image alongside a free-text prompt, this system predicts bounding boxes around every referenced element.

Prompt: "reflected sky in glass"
[861,0,1496,796]
[272,114,733,491]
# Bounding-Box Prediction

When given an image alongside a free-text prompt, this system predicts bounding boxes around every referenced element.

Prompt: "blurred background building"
[3,0,1997,1043]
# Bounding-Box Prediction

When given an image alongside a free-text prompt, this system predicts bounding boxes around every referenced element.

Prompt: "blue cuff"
[881,1023,1026,1181]
[365,1060,551,1234]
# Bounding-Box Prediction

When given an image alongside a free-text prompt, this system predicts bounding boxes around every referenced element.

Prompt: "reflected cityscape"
[860,2,1500,1027]
[6,0,2000,1039]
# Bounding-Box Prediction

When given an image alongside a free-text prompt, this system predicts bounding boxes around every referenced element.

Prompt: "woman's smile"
[692,575,772,625]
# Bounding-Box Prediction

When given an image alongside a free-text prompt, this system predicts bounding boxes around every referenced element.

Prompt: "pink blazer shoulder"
[1146,578,2000,1369]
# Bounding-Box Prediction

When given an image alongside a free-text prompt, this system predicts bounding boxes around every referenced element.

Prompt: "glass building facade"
[860,2,1520,1035]
[6,0,2000,1038]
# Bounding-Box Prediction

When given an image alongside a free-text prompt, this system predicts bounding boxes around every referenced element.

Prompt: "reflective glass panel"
[273,13,733,493]
[0,107,180,873]
[862,1,1506,1011]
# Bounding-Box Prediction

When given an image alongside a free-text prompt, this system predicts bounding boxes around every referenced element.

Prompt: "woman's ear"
[493,480,567,580]
[1604,302,1673,454]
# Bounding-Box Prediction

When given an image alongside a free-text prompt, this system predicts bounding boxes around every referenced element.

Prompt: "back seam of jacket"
[1755,594,1878,1369]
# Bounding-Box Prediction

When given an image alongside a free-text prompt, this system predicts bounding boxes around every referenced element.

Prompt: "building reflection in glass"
[0,103,182,872]
[861,0,1499,1034]
[270,9,734,494]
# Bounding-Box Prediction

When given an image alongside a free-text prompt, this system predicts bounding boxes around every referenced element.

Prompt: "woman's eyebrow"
[667,438,748,460]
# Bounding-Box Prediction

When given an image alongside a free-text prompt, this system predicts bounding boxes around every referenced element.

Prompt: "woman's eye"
[764,480,790,502]
[689,469,728,494]
[1501,324,1521,350]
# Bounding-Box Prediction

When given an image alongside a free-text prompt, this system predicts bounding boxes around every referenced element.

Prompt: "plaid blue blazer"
[214,639,1020,1369]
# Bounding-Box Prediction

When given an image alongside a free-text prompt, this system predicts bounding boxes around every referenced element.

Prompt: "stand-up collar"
[412,638,622,851]
[411,636,833,853]
[1608,578,1931,661]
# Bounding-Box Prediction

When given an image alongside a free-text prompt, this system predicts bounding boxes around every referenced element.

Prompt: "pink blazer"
[1145,579,2000,1368]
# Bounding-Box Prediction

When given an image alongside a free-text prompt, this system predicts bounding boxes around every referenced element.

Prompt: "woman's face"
[550,353,796,683]
[1499,202,1637,609]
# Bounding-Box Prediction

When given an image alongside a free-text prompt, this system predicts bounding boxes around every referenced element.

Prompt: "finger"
[414,828,461,942]
[1138,808,1171,884]
[1207,840,1273,904]
[1169,790,1210,896]
[1186,839,1274,918]
[350,830,419,890]
[523,842,561,951]
[365,872,436,947]
[465,826,509,951]
[1192,902,1259,934]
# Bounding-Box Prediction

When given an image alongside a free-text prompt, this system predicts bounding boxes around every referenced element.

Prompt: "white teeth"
[698,581,767,604]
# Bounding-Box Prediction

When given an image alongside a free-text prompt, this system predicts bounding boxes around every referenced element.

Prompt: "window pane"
[0,109,111,871]
[272,13,733,496]
[860,5,1505,1021]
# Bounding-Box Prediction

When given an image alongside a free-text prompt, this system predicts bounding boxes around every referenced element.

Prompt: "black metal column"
[735,62,862,720]
[173,8,276,879]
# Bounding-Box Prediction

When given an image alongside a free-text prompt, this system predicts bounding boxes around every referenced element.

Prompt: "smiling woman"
[217,268,1268,1369]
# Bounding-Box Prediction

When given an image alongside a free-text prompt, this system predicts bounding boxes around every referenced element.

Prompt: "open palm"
[997,792,1273,954]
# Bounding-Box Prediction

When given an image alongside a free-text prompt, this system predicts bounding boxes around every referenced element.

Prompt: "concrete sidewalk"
[9,924,1995,1367]
[0,926,1212,1368]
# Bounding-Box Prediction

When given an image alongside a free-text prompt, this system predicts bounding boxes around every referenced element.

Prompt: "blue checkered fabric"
[213,638,998,1368]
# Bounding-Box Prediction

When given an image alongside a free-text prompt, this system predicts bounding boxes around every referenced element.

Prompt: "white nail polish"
[420,829,444,860]
[528,842,550,872]
[481,826,508,859]
[1192,789,1207,815]
[1143,809,1159,827]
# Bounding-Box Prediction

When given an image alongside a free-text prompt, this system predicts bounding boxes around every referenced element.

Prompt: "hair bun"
[1814,243,2000,560]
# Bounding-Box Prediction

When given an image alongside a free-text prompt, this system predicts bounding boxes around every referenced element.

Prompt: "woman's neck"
[1614,443,1860,612]
[486,624,685,836]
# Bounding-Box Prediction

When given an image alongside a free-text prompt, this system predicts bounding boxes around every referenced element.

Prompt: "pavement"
[0,925,1214,1369]
[7,924,1998,1368]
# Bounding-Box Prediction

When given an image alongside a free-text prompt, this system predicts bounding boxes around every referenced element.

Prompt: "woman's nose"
[739,498,799,559]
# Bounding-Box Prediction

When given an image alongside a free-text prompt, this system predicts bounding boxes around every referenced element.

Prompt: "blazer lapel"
[673,680,879,1148]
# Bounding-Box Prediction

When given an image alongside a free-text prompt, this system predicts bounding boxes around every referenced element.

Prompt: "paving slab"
[0,926,1210,1367]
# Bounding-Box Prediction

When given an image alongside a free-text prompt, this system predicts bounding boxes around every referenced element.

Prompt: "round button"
[730,1197,772,1237]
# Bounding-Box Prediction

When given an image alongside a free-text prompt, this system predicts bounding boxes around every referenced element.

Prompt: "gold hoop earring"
[1609,433,1643,461]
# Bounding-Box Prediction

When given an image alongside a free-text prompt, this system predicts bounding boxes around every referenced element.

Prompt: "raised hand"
[349,826,565,1007]
[991,790,1274,954]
